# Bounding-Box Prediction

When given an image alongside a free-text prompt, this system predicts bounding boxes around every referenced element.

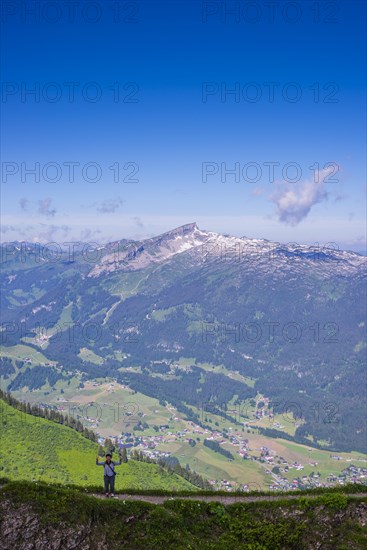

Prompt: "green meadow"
[0,399,196,491]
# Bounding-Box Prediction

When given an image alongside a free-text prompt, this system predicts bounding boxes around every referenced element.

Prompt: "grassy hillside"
[0,480,366,549]
[0,399,196,491]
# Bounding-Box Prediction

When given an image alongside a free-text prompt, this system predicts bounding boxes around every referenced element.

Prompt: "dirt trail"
[91,492,367,505]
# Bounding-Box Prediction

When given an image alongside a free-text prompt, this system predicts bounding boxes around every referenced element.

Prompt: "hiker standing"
[96,453,122,497]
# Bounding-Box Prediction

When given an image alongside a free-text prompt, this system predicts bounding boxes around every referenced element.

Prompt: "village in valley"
[47,379,367,492]
[99,426,367,492]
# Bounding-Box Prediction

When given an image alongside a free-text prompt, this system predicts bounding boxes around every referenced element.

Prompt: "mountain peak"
[164,222,199,237]
[182,222,198,231]
[88,223,207,277]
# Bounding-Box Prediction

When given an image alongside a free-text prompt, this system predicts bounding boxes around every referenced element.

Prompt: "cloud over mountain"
[271,167,336,225]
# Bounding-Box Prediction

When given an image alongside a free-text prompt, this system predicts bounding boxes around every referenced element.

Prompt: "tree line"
[203,438,234,460]
[129,449,212,490]
[0,389,97,443]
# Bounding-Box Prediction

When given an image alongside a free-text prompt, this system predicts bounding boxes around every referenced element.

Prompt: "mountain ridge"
[2,224,365,272]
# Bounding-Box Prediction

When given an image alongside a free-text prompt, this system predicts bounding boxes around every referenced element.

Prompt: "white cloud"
[19,197,29,211]
[38,197,56,217]
[131,216,144,228]
[96,197,124,213]
[252,187,264,197]
[271,167,336,225]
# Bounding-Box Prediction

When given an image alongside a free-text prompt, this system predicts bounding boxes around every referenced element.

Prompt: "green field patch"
[7,285,46,305]
[151,307,176,321]
[196,362,256,388]
[102,270,154,298]
[0,344,52,366]
[157,438,267,487]
[354,341,366,353]
[46,382,174,437]
[79,348,105,365]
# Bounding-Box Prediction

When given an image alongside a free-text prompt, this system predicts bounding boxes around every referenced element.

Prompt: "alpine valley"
[1,223,366,490]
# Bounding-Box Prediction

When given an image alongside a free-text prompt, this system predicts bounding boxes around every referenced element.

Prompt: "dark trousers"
[104,475,115,493]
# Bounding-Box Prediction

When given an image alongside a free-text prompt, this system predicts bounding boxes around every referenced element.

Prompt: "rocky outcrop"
[1,495,366,549]
[0,501,107,550]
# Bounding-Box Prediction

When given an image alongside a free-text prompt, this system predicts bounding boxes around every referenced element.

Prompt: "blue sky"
[1,0,366,250]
